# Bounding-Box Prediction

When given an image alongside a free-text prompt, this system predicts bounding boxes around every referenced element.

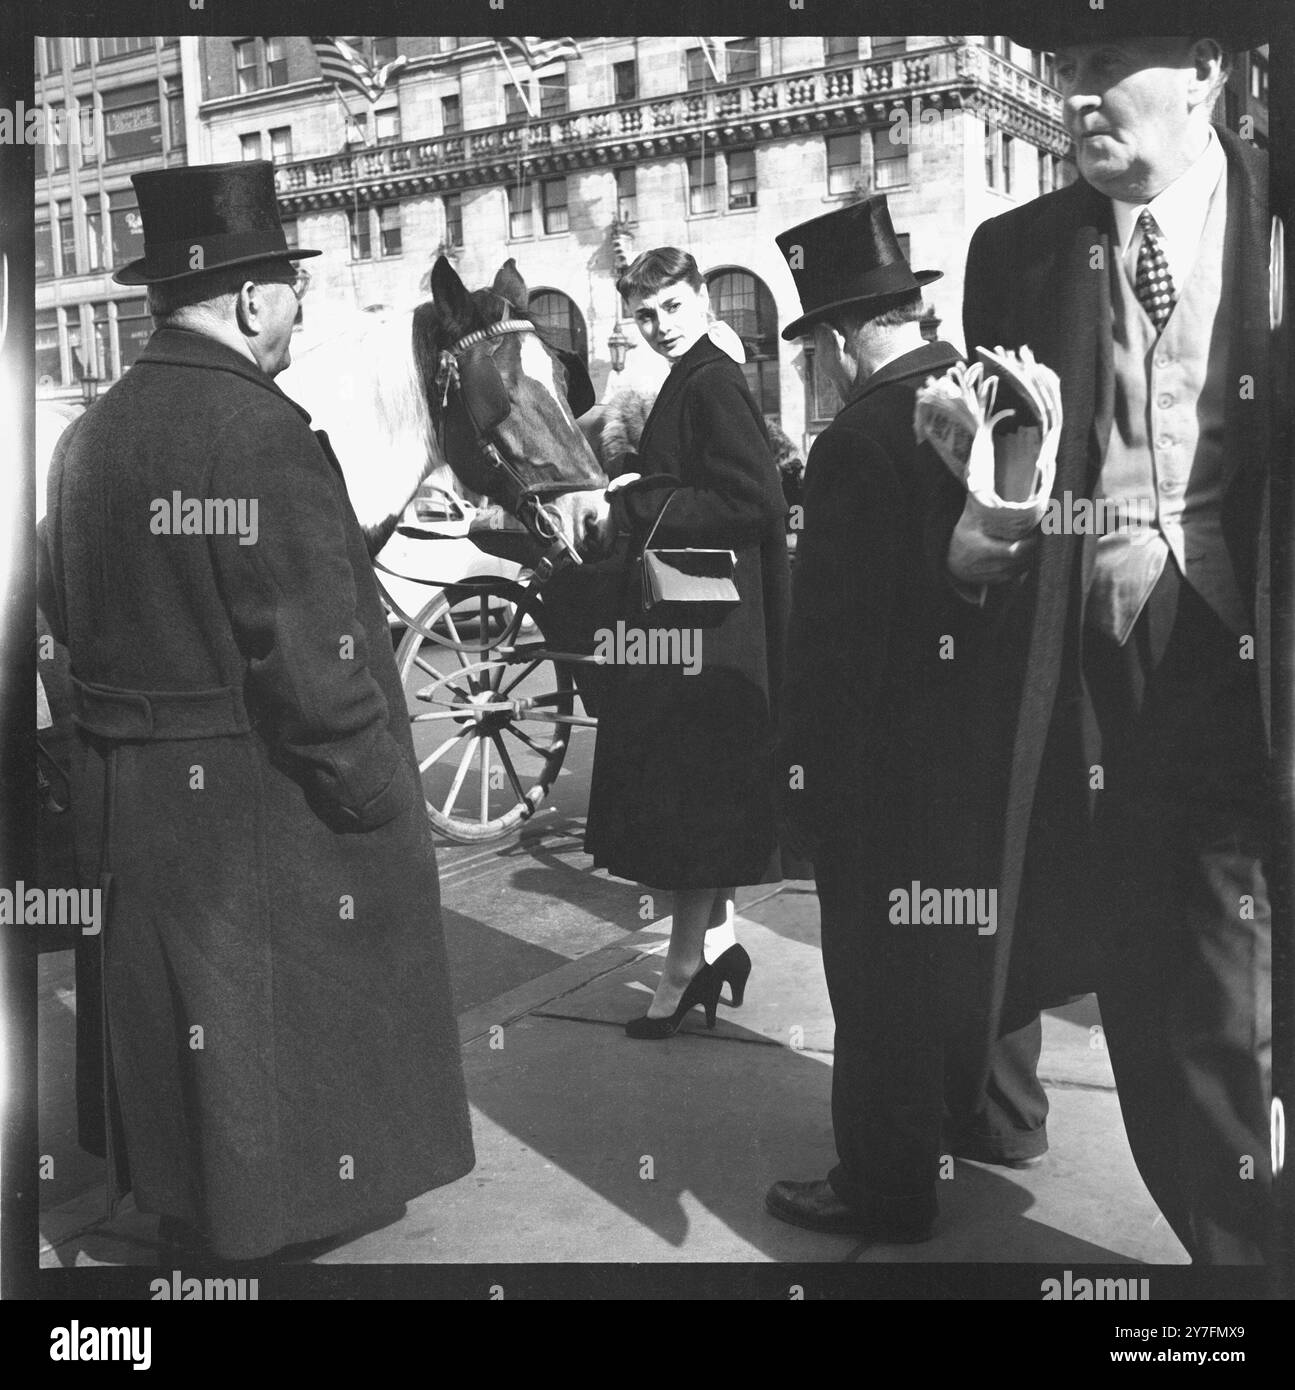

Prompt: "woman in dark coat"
[584,248,790,1037]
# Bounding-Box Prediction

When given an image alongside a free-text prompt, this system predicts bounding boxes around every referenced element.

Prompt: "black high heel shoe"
[712,944,752,1007]
[625,961,723,1039]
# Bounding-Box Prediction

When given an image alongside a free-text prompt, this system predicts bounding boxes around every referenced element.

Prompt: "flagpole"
[494,41,536,119]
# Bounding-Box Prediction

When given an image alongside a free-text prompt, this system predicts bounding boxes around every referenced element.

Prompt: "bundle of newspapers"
[913,345,1062,539]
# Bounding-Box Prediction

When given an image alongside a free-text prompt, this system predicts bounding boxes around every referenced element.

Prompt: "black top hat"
[1002,0,1267,53]
[113,160,320,285]
[775,196,941,340]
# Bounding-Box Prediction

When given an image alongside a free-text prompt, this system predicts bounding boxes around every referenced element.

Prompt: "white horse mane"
[278,305,465,537]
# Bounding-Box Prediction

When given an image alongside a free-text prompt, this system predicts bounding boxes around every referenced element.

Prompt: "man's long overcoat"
[954,126,1273,1080]
[40,327,475,1260]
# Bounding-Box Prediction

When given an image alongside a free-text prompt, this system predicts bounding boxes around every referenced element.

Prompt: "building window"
[444,193,463,247]
[539,68,568,117]
[103,82,163,161]
[870,37,907,58]
[91,302,112,379]
[986,126,1013,192]
[1038,148,1065,193]
[86,200,105,271]
[71,37,89,66]
[46,104,69,172]
[726,38,758,82]
[117,297,152,371]
[234,37,288,94]
[349,205,372,260]
[727,149,756,209]
[687,153,717,215]
[36,309,61,386]
[270,126,293,161]
[437,37,460,54]
[374,107,400,143]
[1250,54,1268,102]
[529,290,588,362]
[373,37,399,67]
[613,59,638,103]
[167,82,186,149]
[685,47,707,91]
[441,94,462,134]
[541,177,569,234]
[872,127,908,189]
[825,37,859,64]
[98,37,152,61]
[826,133,861,196]
[507,181,533,239]
[1031,50,1056,85]
[56,200,75,275]
[986,36,1011,58]
[505,83,528,125]
[281,217,299,250]
[378,203,402,257]
[706,268,781,418]
[109,188,144,265]
[38,37,61,75]
[614,167,637,222]
[240,132,263,161]
[36,222,54,280]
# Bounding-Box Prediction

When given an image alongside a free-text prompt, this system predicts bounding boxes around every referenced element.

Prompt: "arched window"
[528,289,588,365]
[705,267,780,418]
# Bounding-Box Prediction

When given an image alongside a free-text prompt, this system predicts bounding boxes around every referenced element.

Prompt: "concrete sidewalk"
[40,882,1188,1268]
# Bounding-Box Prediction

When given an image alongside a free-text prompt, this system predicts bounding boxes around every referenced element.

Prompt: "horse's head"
[413,259,608,558]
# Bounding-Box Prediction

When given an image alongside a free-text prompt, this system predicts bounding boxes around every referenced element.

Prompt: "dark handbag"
[635,490,740,627]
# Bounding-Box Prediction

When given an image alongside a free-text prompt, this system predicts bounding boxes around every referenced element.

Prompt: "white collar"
[1111,127,1226,290]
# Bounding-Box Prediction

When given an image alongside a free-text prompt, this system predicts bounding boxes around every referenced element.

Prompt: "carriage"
[306,255,622,845]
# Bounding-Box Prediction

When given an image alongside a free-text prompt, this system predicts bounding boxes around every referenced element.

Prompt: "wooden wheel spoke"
[441,734,479,817]
[498,658,542,699]
[478,735,491,824]
[491,733,527,802]
[505,724,557,759]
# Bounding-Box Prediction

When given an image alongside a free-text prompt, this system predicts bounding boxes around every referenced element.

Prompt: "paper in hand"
[913,346,1062,538]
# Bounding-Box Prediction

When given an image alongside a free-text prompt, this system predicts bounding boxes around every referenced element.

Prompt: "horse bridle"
[433,318,584,581]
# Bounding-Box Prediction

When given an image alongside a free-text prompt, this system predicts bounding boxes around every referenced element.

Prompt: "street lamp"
[607,323,631,373]
[80,371,99,408]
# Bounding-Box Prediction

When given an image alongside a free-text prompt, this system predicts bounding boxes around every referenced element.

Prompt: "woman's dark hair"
[617,247,704,302]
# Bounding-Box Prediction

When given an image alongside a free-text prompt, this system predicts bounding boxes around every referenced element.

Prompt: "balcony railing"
[274,43,1065,202]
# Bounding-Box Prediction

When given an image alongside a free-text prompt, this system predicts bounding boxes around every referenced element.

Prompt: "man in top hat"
[764,197,1046,1241]
[949,15,1276,1262]
[37,162,474,1260]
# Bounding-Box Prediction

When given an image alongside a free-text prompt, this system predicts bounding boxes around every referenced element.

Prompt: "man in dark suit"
[951,21,1276,1262]
[764,198,1046,1241]
[39,162,474,1260]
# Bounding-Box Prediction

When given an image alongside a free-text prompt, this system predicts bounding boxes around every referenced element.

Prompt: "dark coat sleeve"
[777,425,905,837]
[206,401,414,832]
[610,364,784,545]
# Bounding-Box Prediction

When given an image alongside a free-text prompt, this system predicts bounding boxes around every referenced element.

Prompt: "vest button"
[1159,477,1181,495]
[1157,394,1174,408]
[1156,435,1172,448]
[1155,354,1172,368]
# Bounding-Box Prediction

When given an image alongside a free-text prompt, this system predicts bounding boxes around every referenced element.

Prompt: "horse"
[279,257,611,566]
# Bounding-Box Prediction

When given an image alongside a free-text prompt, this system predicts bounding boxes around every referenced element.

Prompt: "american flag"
[309,36,407,102]
[496,36,583,68]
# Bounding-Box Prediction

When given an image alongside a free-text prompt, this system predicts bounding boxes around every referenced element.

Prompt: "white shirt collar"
[1112,127,1226,290]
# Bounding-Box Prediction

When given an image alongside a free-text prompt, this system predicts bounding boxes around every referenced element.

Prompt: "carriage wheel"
[394,582,577,843]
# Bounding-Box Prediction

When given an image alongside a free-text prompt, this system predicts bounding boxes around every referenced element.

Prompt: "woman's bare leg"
[645,888,720,1018]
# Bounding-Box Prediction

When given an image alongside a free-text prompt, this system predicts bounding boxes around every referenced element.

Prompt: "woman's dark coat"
[583,334,790,889]
[39,327,474,1260]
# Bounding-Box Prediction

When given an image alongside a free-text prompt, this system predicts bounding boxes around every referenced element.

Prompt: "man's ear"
[232,280,259,333]
[1186,37,1226,110]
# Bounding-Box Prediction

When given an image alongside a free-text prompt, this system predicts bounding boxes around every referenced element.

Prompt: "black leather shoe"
[765,1179,935,1242]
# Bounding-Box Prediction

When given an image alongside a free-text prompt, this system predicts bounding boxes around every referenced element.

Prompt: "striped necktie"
[1134,210,1176,333]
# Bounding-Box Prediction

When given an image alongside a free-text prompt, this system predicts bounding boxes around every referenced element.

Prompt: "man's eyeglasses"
[261,269,310,301]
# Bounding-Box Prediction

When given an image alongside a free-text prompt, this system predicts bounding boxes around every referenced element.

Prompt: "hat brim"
[113,246,322,286]
[781,269,942,340]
